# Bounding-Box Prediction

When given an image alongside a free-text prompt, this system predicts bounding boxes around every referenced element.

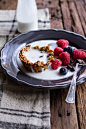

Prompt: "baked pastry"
[19,44,54,72]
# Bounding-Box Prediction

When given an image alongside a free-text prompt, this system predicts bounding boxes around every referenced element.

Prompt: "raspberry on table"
[72,49,86,59]
[51,59,62,69]
[54,47,63,56]
[59,52,70,66]
[56,39,69,49]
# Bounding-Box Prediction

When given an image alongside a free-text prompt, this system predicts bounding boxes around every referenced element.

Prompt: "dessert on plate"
[19,39,86,76]
[19,44,54,72]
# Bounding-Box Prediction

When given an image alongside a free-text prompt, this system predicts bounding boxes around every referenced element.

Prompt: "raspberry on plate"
[54,47,63,56]
[51,59,62,69]
[56,39,69,49]
[59,52,70,66]
[72,49,86,59]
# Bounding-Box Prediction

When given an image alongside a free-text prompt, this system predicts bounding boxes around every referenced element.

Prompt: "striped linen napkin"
[0,8,51,129]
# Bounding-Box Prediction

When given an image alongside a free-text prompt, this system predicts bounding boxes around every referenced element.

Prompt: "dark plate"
[1,29,86,89]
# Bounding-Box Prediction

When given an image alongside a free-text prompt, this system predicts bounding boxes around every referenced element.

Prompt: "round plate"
[1,29,86,89]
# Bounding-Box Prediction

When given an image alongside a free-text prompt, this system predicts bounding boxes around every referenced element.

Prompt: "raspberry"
[54,47,63,56]
[51,59,62,69]
[72,49,86,59]
[59,52,70,66]
[56,39,69,49]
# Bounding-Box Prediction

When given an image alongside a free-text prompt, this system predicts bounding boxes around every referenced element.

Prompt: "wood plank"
[72,1,86,128]
[50,88,79,129]
[76,82,86,129]
[0,0,17,10]
[74,0,86,36]
[69,1,84,35]
[36,0,58,8]
[50,0,79,128]
[49,7,63,29]
[37,0,63,29]
[60,0,72,31]
[68,1,86,129]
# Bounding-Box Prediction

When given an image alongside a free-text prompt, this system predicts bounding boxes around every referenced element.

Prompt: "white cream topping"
[24,49,48,64]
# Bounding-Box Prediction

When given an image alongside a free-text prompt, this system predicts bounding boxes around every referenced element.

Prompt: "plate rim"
[1,29,86,89]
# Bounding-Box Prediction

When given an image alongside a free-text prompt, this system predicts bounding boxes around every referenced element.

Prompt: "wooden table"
[0,0,86,128]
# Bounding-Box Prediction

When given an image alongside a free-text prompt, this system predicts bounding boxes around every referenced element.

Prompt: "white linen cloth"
[0,9,51,129]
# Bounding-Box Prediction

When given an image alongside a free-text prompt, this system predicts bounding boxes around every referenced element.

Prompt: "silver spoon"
[65,48,86,103]
[65,62,86,103]
[65,63,79,103]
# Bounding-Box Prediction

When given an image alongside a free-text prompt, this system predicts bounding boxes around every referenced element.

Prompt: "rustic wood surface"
[0,0,86,128]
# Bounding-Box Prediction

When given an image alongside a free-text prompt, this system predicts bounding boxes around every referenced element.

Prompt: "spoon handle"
[65,63,79,103]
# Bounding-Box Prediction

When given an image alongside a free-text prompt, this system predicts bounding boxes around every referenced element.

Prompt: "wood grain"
[76,82,86,129]
[74,0,86,36]
[69,1,84,35]
[60,0,72,31]
[0,0,17,10]
[50,88,79,129]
